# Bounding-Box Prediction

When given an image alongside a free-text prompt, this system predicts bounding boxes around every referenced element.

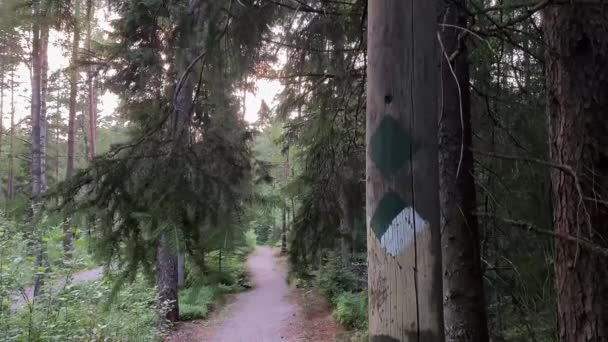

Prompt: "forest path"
[10,267,103,312]
[169,246,340,342]
[209,246,298,341]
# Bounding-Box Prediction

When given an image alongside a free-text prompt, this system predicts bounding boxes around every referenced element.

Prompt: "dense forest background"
[0,0,606,341]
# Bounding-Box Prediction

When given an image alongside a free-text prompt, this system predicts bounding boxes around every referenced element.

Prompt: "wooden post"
[366,1,444,341]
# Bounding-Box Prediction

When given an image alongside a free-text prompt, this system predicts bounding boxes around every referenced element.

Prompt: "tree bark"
[338,184,354,263]
[40,8,49,193]
[7,70,15,199]
[31,0,45,297]
[85,0,96,161]
[0,70,4,190]
[157,233,179,323]
[64,0,81,258]
[543,4,608,342]
[438,1,489,340]
[366,1,444,340]
[281,204,287,254]
[31,0,42,204]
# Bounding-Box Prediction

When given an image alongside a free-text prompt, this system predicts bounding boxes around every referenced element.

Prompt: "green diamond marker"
[371,192,405,240]
[370,115,414,178]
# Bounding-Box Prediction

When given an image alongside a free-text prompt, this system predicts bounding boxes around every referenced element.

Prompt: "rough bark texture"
[438,1,489,341]
[366,1,444,340]
[157,233,179,323]
[544,4,608,342]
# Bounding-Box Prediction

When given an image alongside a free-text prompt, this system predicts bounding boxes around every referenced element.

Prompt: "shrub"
[333,291,368,330]
[179,285,216,320]
[1,276,161,341]
[315,256,357,301]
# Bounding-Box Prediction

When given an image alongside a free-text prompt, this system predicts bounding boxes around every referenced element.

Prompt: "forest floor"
[168,246,342,342]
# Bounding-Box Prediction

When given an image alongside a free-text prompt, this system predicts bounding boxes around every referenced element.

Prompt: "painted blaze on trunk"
[366,0,443,341]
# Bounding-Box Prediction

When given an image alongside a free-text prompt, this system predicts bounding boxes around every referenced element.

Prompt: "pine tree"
[544,4,608,341]
[438,0,488,340]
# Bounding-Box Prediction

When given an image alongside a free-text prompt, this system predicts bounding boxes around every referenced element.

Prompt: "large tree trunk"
[438,1,489,341]
[64,0,81,258]
[366,1,444,340]
[544,4,608,342]
[157,233,179,323]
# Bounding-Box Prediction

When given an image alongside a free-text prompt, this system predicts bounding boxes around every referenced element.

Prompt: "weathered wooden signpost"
[366,1,444,341]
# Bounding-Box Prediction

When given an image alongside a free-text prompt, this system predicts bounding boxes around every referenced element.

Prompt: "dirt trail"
[209,246,298,342]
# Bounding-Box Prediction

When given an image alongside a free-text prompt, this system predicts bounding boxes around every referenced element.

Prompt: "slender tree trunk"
[7,70,15,199]
[31,0,42,204]
[40,12,49,193]
[544,4,608,342]
[281,204,287,253]
[366,1,444,340]
[85,0,96,160]
[438,1,488,340]
[157,233,179,323]
[31,0,44,297]
[55,88,61,183]
[64,0,81,258]
[0,71,4,190]
[338,184,354,263]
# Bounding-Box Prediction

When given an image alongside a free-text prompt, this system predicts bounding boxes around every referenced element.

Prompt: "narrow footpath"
[170,246,341,342]
[210,246,297,341]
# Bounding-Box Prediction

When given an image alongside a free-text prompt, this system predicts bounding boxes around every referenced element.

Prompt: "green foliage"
[333,291,367,330]
[180,246,252,321]
[1,277,160,342]
[314,255,357,302]
[179,283,240,321]
[178,285,216,321]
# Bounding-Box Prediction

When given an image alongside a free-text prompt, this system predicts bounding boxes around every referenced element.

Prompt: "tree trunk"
[438,1,489,340]
[31,0,45,297]
[0,70,4,190]
[40,11,49,193]
[7,70,15,199]
[31,0,42,204]
[157,233,179,323]
[64,0,81,258]
[338,184,354,263]
[366,1,444,340]
[281,204,287,254]
[86,0,96,161]
[544,4,608,342]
